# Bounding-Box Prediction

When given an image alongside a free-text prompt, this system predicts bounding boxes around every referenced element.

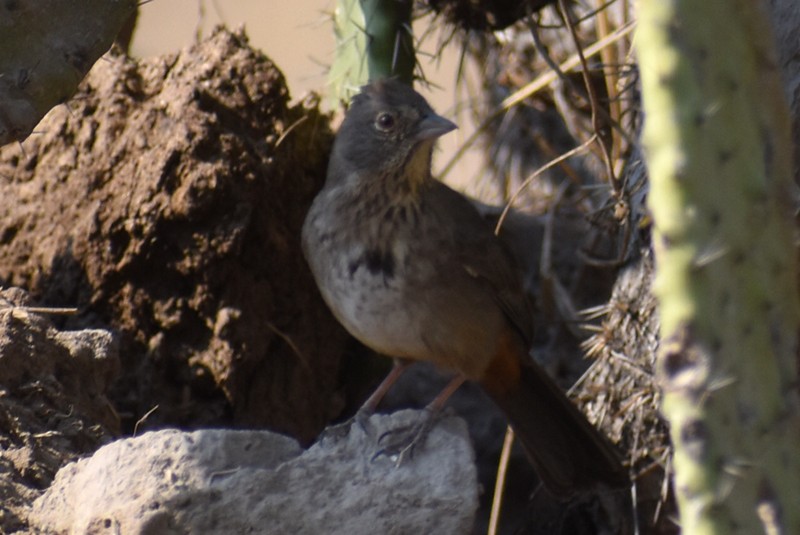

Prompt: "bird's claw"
[373,409,437,465]
[319,408,373,443]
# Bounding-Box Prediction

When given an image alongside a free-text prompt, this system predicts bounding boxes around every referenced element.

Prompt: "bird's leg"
[319,358,412,443]
[375,375,466,464]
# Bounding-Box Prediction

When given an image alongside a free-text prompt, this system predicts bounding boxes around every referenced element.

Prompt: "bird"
[301,78,628,497]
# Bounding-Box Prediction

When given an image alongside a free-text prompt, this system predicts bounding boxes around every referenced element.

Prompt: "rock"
[0,0,137,145]
[29,411,478,534]
[0,287,119,534]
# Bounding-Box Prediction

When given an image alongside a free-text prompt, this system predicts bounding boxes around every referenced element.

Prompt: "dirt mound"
[0,28,346,444]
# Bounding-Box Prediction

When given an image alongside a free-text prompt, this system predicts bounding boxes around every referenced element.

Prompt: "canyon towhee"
[302,79,627,497]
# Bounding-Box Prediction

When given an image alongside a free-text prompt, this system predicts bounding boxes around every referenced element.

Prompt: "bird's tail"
[479,337,629,497]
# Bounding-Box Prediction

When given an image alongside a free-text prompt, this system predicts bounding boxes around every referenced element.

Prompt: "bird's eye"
[374,112,396,132]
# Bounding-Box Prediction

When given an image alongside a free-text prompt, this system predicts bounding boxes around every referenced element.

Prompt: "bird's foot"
[318,408,373,443]
[374,408,438,465]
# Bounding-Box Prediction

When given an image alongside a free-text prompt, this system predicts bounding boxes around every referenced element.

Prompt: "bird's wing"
[427,181,535,345]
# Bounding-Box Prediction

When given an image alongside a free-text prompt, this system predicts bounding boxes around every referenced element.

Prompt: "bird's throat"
[402,141,435,194]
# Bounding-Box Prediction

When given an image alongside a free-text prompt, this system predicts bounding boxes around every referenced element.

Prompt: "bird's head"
[327,79,457,190]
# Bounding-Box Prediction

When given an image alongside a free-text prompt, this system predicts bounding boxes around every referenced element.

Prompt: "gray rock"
[29,411,478,534]
[0,288,120,533]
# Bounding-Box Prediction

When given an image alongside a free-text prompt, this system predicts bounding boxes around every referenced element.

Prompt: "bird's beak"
[415,113,457,141]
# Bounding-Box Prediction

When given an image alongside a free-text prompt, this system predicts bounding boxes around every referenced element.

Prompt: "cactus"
[636,0,800,532]
[328,0,414,106]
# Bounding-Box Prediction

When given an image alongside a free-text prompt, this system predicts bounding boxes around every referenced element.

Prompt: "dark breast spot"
[349,248,396,279]
[365,248,395,278]
[348,259,360,278]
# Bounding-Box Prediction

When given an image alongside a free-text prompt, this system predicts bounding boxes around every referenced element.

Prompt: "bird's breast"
[303,189,435,358]
[320,236,434,359]
[302,184,507,375]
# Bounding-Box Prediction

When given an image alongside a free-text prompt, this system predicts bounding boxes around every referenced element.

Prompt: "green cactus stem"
[328,0,414,106]
[637,0,800,533]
